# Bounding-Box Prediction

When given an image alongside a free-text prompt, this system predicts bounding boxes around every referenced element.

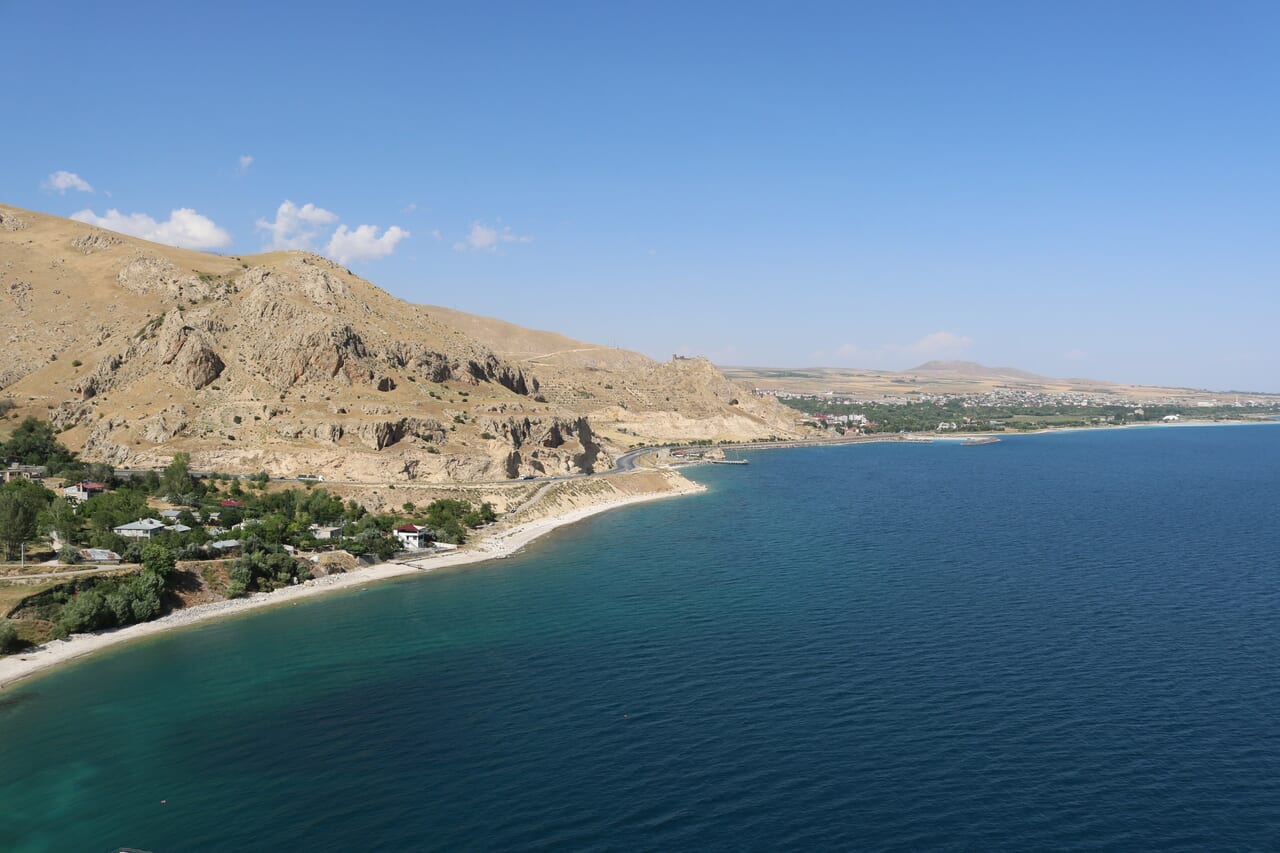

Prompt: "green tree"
[80,487,149,533]
[160,452,197,501]
[0,619,17,653]
[56,586,111,635]
[0,479,54,560]
[1,417,77,469]
[141,543,176,579]
[41,496,81,547]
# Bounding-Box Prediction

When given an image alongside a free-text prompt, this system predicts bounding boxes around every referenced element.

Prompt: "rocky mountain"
[0,203,799,482]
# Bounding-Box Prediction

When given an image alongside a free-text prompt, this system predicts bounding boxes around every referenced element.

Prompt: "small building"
[394,524,432,550]
[1162,414,1181,422]
[220,499,245,509]
[64,481,108,504]
[309,524,342,541]
[114,518,167,539]
[1,462,47,483]
[210,539,241,555]
[78,548,122,564]
[159,509,183,520]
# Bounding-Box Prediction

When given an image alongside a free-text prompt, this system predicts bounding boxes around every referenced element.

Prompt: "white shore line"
[0,482,703,691]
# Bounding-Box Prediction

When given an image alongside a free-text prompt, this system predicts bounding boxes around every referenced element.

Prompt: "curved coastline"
[0,476,705,691]
[3,419,1270,691]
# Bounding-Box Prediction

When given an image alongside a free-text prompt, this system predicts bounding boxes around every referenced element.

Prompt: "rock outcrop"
[154,310,225,389]
[71,230,122,253]
[357,417,448,450]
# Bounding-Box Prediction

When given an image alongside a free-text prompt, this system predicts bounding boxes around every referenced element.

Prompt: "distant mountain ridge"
[723,360,1271,401]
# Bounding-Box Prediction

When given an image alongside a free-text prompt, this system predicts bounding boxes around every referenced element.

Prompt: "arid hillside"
[0,204,800,482]
[724,360,1280,402]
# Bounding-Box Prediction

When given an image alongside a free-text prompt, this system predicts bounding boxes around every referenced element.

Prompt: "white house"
[64,481,108,505]
[114,518,167,539]
[394,524,432,549]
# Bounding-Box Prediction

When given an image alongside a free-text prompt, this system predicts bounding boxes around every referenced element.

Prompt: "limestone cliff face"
[487,415,611,476]
[0,202,804,483]
[153,310,225,389]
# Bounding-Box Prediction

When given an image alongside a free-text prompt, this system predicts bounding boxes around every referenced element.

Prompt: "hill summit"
[0,203,797,482]
[907,361,1051,382]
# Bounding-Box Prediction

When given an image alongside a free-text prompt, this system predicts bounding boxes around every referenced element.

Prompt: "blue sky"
[4,1,1277,391]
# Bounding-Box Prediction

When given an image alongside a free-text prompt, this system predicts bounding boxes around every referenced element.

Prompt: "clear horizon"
[5,1,1277,392]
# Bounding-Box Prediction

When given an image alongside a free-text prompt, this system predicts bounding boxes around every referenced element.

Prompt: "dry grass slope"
[0,203,800,484]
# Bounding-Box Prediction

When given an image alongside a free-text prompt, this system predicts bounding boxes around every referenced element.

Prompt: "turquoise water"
[3,424,1280,851]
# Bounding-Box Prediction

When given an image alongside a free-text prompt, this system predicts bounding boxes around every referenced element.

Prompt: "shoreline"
[709,416,1278,454]
[0,476,704,691]
[3,419,1269,691]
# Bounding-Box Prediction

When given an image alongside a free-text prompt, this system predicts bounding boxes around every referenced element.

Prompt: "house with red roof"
[393,524,432,550]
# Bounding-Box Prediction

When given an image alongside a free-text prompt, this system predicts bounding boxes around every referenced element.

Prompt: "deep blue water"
[2,424,1280,851]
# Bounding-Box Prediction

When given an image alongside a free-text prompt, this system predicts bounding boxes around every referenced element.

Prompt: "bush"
[0,619,17,653]
[57,587,111,635]
[141,543,176,579]
[58,544,81,564]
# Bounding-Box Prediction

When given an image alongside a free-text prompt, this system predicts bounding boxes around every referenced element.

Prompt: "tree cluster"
[46,544,176,638]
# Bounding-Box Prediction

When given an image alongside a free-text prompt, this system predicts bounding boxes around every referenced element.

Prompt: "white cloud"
[326,224,410,264]
[45,170,94,194]
[454,221,533,253]
[237,155,254,174]
[402,202,418,214]
[70,207,232,250]
[890,331,974,357]
[430,229,443,241]
[255,200,338,250]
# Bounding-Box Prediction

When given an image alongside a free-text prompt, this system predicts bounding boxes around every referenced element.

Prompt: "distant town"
[753,387,1280,435]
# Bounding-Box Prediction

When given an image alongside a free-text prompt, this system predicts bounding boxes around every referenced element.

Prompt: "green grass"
[0,580,61,618]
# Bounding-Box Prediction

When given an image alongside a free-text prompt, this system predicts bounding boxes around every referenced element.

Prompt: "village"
[0,417,496,652]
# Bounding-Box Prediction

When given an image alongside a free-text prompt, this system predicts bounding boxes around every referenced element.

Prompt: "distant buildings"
[1,462,47,483]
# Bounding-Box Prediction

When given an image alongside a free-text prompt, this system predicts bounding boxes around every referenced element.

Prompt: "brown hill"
[723,362,1267,402]
[907,360,1054,383]
[0,203,798,482]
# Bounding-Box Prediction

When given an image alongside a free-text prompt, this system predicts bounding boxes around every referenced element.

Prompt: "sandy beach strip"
[0,479,704,691]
